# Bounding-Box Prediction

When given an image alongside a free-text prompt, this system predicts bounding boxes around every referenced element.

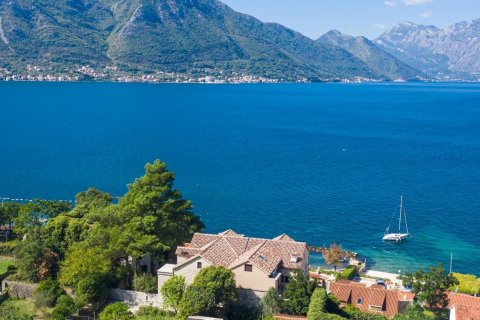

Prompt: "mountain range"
[0,0,478,82]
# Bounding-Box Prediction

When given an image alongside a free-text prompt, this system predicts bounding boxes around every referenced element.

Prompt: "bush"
[34,278,63,308]
[99,302,133,320]
[51,295,76,320]
[133,273,157,294]
[134,306,176,319]
[451,273,480,295]
[307,288,328,320]
[75,275,108,306]
[338,266,358,280]
[0,240,20,256]
[0,303,33,320]
[161,275,186,313]
[342,305,388,320]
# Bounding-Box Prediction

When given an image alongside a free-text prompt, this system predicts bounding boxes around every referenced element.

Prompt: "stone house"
[329,280,415,318]
[157,229,309,298]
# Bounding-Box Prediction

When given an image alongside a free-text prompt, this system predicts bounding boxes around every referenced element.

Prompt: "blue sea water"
[1,82,479,275]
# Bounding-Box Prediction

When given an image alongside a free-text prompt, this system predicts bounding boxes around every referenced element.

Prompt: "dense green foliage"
[99,302,133,320]
[0,159,203,316]
[307,288,328,319]
[133,273,158,294]
[342,305,388,320]
[178,266,237,319]
[281,271,317,316]
[33,278,63,308]
[0,303,33,320]
[160,275,186,313]
[261,287,282,317]
[51,295,76,320]
[393,304,436,320]
[135,306,176,320]
[450,272,480,295]
[0,0,400,81]
[339,266,358,280]
[402,263,458,310]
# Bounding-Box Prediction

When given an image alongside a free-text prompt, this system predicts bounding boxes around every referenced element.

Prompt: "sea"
[1,82,479,275]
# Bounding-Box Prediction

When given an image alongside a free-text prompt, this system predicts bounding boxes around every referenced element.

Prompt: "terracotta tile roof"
[329,280,414,318]
[273,315,307,320]
[448,292,480,320]
[273,234,296,242]
[448,292,480,309]
[175,230,307,275]
[451,304,480,320]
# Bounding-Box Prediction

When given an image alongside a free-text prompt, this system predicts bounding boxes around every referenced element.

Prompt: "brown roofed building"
[329,280,414,318]
[158,230,309,296]
[448,292,480,320]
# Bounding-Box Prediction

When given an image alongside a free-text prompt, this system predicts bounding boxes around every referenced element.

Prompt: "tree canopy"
[402,263,458,310]
[178,266,237,319]
[282,271,317,316]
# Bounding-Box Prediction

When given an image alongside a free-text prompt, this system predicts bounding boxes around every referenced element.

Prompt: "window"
[357,297,363,305]
[197,261,202,269]
[244,264,253,272]
[281,275,290,283]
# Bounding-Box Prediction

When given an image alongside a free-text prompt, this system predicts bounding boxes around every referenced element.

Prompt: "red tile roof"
[451,304,480,320]
[448,292,480,320]
[330,280,414,318]
[175,230,307,275]
[448,292,480,309]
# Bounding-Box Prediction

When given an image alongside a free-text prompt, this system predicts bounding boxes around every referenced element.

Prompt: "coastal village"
[0,65,386,84]
[0,160,479,320]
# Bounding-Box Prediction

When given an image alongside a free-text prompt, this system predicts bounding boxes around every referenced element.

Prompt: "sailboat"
[383,196,410,242]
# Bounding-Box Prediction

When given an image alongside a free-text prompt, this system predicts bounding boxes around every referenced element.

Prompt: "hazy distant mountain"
[0,0,382,81]
[375,20,480,80]
[319,30,424,81]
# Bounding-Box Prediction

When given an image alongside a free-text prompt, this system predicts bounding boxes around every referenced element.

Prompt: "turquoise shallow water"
[1,82,479,275]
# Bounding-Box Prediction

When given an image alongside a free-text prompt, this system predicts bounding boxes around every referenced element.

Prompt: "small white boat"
[383,196,410,242]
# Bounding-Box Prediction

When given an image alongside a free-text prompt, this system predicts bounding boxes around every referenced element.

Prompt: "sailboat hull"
[382,233,409,241]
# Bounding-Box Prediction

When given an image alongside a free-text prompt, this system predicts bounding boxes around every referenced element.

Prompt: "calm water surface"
[1,82,479,275]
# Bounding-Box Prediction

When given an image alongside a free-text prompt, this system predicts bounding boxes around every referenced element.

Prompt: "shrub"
[34,278,63,308]
[342,305,388,320]
[133,273,157,294]
[161,275,186,313]
[451,273,480,295]
[99,302,133,320]
[135,305,174,318]
[51,295,76,320]
[338,266,358,280]
[307,288,328,319]
[0,240,20,256]
[281,271,317,316]
[0,303,33,320]
[261,288,282,317]
[75,275,108,306]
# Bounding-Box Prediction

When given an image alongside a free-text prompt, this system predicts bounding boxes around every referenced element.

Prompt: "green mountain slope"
[0,0,394,81]
[319,30,425,81]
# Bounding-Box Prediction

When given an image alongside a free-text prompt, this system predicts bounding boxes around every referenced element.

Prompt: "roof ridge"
[223,236,240,258]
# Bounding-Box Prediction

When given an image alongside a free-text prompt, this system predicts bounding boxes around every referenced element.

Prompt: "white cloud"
[373,23,386,29]
[418,11,434,18]
[385,0,398,7]
[403,0,433,6]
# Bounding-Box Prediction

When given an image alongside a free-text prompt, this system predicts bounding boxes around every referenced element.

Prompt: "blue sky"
[221,0,480,39]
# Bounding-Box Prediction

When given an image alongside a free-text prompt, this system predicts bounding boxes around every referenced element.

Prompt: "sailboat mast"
[398,195,403,232]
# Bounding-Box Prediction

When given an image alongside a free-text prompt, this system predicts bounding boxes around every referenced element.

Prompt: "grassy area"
[1,298,52,319]
[0,256,16,274]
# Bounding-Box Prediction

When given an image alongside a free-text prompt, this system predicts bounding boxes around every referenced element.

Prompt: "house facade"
[158,229,309,296]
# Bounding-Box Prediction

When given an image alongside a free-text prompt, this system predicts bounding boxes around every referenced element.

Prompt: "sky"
[221,0,480,39]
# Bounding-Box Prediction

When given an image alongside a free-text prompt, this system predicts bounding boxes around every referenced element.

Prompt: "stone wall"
[109,288,162,310]
[2,280,37,299]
